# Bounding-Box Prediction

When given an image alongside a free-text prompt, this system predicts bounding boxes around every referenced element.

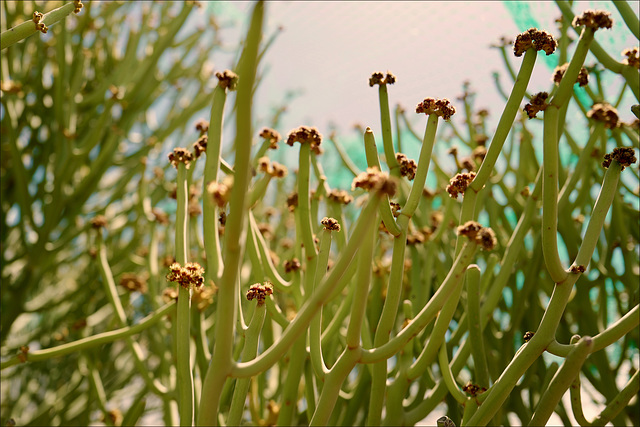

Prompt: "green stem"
[466,265,490,389]
[378,84,400,174]
[438,343,466,405]
[1,2,76,50]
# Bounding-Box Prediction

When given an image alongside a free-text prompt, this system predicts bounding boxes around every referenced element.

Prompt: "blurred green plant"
[1,1,639,427]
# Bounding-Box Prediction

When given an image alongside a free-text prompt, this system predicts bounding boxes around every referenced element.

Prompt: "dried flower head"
[193,135,208,158]
[457,221,484,239]
[257,156,272,174]
[602,147,637,170]
[457,221,497,250]
[396,153,417,180]
[587,102,619,129]
[524,92,550,119]
[207,180,232,208]
[73,0,83,14]
[32,11,48,34]
[321,217,341,232]
[286,126,322,154]
[572,10,613,30]
[119,273,148,293]
[569,264,586,273]
[260,127,282,149]
[90,215,108,230]
[328,189,353,205]
[216,70,239,90]
[194,119,209,135]
[523,331,535,342]
[552,63,589,86]
[192,285,216,311]
[369,71,397,86]
[284,258,301,273]
[166,262,205,289]
[461,158,475,172]
[415,98,456,120]
[246,282,274,306]
[490,36,513,48]
[270,162,288,178]
[219,211,227,226]
[162,287,179,303]
[390,202,401,217]
[622,47,639,68]
[168,148,194,169]
[474,134,489,146]
[463,382,487,397]
[286,192,298,211]
[513,28,557,56]
[351,167,397,197]
[446,172,476,199]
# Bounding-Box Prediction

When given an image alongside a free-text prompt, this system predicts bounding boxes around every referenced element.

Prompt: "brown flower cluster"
[162,288,178,303]
[216,70,239,90]
[457,221,497,251]
[260,128,282,149]
[119,273,148,293]
[321,217,341,232]
[415,98,456,120]
[193,135,208,158]
[284,258,301,273]
[194,119,209,135]
[513,28,557,57]
[168,148,194,169]
[166,262,205,289]
[91,215,108,229]
[523,331,535,343]
[352,167,397,197]
[286,126,323,154]
[396,153,417,180]
[572,10,613,30]
[552,63,589,87]
[327,189,353,205]
[390,202,401,217]
[406,227,432,245]
[622,47,639,68]
[602,147,637,170]
[33,11,48,34]
[73,0,83,14]
[524,92,550,119]
[192,285,216,311]
[246,282,274,306]
[569,264,586,273]
[369,71,397,86]
[151,208,169,225]
[587,103,619,129]
[207,178,233,208]
[463,382,487,397]
[446,172,476,199]
[257,156,288,178]
[286,192,298,211]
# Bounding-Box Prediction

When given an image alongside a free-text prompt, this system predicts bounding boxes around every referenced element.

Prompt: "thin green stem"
[1,2,76,50]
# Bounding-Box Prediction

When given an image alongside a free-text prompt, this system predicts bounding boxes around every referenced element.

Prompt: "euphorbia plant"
[1,1,638,427]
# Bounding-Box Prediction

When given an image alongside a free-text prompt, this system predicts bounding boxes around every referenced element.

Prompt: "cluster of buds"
[119,273,148,293]
[32,11,48,34]
[246,282,274,306]
[162,287,178,303]
[286,126,323,154]
[446,172,476,199]
[457,221,497,251]
[572,9,613,30]
[168,148,194,169]
[473,146,487,163]
[523,331,535,343]
[193,135,208,158]
[587,103,619,129]
[396,153,417,180]
[622,47,639,68]
[552,63,589,87]
[286,192,298,211]
[166,262,205,289]
[390,201,401,217]
[73,0,83,14]
[327,189,353,205]
[216,70,239,91]
[569,264,586,273]
[463,382,487,397]
[152,208,169,225]
[90,215,108,230]
[257,156,288,178]
[415,98,456,120]
[524,92,550,119]
[513,28,557,57]
[351,167,397,197]
[284,258,301,273]
[207,177,233,208]
[602,147,637,171]
[259,127,282,150]
[406,227,432,245]
[321,217,341,232]
[192,285,216,311]
[194,119,209,135]
[369,71,397,86]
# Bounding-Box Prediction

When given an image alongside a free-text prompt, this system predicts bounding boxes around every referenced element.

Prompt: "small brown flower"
[193,135,208,158]
[119,273,148,293]
[286,126,322,154]
[513,28,557,57]
[569,264,586,273]
[218,211,226,226]
[284,258,301,273]
[474,134,489,146]
[446,172,476,199]
[321,217,341,232]
[368,71,397,86]
[572,10,613,30]
[246,282,274,306]
[622,47,639,69]
[476,227,497,251]
[328,189,353,205]
[457,221,483,239]
[162,287,179,303]
[524,92,550,119]
[32,11,48,34]
[194,119,209,135]
[73,0,83,14]
[270,162,288,178]
[152,208,170,225]
[352,167,397,197]
[17,345,29,363]
[396,153,417,180]
[390,202,401,217]
[260,128,282,149]
[523,331,535,342]
[166,262,205,289]
[257,156,272,174]
[286,192,299,211]
[588,103,619,129]
[207,180,232,208]
[192,285,216,311]
[415,98,456,120]
[602,147,637,170]
[90,215,108,229]
[168,148,194,169]
[552,63,589,87]
[216,70,239,91]
[463,381,487,397]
